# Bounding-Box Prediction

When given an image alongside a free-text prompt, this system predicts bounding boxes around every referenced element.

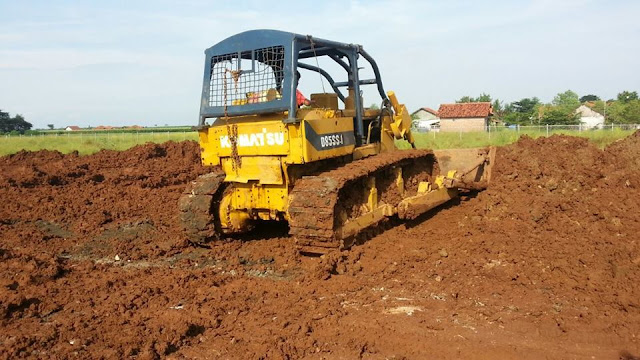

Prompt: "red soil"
[1,134,639,359]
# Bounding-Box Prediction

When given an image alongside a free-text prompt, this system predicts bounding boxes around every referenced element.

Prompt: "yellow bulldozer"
[179,30,494,254]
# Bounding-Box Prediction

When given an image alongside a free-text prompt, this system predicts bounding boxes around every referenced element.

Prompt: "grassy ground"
[0,128,634,156]
[396,128,635,150]
[0,132,198,156]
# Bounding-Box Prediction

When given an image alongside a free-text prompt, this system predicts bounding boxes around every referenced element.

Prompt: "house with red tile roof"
[65,126,81,131]
[437,102,493,132]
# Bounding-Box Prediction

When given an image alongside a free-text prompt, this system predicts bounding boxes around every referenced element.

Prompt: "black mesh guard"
[208,46,285,108]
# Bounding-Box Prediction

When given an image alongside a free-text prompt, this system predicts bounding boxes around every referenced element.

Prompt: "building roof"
[411,107,439,116]
[65,126,81,130]
[576,104,604,118]
[582,102,605,116]
[438,102,493,119]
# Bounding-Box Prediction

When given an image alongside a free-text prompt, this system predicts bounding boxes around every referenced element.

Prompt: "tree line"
[0,110,33,134]
[456,90,640,125]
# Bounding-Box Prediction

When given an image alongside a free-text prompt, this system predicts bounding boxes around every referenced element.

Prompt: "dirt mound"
[599,128,640,212]
[0,141,209,260]
[466,134,640,314]
[607,130,640,174]
[1,135,639,358]
[321,134,639,357]
[475,135,613,230]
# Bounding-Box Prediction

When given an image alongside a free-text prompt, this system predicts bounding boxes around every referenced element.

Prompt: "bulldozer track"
[289,149,438,254]
[178,168,226,244]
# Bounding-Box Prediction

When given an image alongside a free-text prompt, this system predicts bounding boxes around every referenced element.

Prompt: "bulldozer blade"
[433,147,496,190]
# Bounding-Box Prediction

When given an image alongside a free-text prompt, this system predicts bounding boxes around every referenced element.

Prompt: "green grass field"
[0,128,635,156]
[396,128,635,150]
[0,131,198,156]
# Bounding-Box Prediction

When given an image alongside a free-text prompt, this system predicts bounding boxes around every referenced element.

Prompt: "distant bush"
[0,110,33,134]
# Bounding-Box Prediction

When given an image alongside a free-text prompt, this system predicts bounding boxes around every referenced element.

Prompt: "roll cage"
[199,29,389,145]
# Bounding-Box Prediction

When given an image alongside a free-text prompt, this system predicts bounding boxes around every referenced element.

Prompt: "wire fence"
[1,124,638,155]
[2,130,198,140]
[404,123,640,149]
[0,130,200,155]
[6,124,639,138]
[413,123,640,135]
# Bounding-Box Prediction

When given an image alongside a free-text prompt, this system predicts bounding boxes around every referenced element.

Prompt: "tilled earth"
[1,134,639,359]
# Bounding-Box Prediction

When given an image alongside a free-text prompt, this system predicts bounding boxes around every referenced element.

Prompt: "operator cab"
[199,29,390,147]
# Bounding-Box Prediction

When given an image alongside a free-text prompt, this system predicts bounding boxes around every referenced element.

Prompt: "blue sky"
[1,0,639,128]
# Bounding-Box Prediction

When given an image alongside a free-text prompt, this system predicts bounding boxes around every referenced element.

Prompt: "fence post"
[546,124,549,137]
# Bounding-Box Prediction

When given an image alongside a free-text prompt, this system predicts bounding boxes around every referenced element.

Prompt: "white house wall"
[439,117,488,132]
[580,116,604,129]
[413,110,438,121]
